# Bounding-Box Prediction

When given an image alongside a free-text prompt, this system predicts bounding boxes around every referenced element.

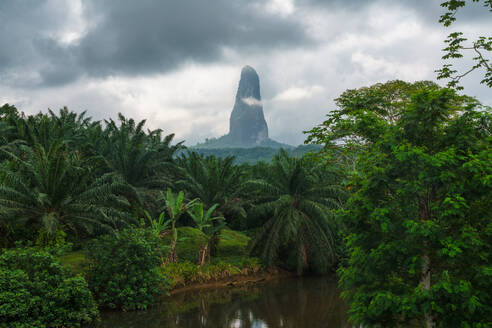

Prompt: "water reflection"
[96,276,349,328]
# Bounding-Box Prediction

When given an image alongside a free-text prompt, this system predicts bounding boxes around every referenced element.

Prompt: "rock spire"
[227,65,269,146]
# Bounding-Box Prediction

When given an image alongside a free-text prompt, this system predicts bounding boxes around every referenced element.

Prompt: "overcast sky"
[0,0,490,146]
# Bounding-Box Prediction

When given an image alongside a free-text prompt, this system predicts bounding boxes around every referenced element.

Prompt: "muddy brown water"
[95,276,350,328]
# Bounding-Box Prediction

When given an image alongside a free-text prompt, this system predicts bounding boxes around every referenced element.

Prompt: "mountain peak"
[194,66,291,149]
[236,65,261,101]
[229,66,268,145]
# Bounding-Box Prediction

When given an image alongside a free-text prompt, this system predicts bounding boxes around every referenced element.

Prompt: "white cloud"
[273,85,324,102]
[350,52,429,81]
[241,97,263,106]
[264,0,295,17]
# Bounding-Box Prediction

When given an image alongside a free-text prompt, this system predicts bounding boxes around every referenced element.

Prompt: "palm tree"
[0,142,134,243]
[163,189,198,263]
[176,152,246,228]
[188,202,225,266]
[5,107,93,150]
[176,152,247,256]
[246,150,345,274]
[99,113,184,214]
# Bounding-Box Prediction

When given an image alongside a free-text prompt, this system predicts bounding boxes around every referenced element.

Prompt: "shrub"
[161,257,262,289]
[161,261,201,288]
[58,251,89,275]
[0,247,98,328]
[216,229,250,257]
[86,228,167,311]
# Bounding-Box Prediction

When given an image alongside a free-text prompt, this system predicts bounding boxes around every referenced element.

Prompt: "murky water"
[96,276,349,328]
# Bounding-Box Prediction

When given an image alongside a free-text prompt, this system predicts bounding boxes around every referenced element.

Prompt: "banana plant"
[187,202,225,266]
[143,210,171,237]
[163,189,199,263]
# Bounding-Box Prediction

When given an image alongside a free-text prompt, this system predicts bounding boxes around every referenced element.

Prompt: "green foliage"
[217,228,251,257]
[58,251,89,276]
[436,0,492,89]
[35,228,67,247]
[86,228,166,311]
[162,189,199,262]
[161,261,201,288]
[177,153,245,210]
[188,202,226,265]
[161,258,261,289]
[164,189,198,222]
[0,107,184,243]
[0,247,98,328]
[0,141,134,240]
[177,152,250,234]
[188,203,224,236]
[161,226,208,262]
[98,114,183,210]
[247,150,345,274]
[142,210,171,237]
[308,80,492,326]
[188,144,321,164]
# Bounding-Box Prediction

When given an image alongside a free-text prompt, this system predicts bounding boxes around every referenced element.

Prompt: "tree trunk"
[165,238,178,263]
[165,223,178,263]
[419,197,436,328]
[198,243,209,267]
[421,251,435,328]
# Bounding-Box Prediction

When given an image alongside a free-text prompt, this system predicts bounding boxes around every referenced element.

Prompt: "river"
[96,276,349,328]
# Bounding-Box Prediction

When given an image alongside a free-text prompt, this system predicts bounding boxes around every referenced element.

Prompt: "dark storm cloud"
[0,1,76,86]
[299,0,491,25]
[0,0,310,87]
[0,0,489,88]
[76,0,310,77]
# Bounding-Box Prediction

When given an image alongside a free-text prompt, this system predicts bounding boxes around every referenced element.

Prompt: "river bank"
[168,267,297,295]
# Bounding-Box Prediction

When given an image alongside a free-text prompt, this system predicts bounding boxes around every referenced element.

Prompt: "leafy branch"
[436,0,492,89]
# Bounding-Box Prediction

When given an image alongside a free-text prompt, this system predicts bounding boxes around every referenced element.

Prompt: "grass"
[217,228,250,257]
[58,251,88,275]
[160,257,262,289]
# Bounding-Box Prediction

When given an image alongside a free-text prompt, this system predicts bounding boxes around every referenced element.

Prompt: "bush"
[86,228,167,311]
[58,251,89,275]
[161,261,201,288]
[216,229,250,257]
[161,257,262,289]
[0,247,98,328]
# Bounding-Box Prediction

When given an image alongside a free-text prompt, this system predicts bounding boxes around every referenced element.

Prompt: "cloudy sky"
[0,0,490,146]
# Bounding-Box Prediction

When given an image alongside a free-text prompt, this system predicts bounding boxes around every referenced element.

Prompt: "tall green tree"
[308,81,492,327]
[0,142,134,242]
[247,150,345,274]
[176,152,246,229]
[4,107,93,150]
[100,113,183,214]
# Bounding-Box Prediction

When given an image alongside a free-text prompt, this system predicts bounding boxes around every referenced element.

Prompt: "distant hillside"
[183,144,322,164]
[194,134,293,149]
